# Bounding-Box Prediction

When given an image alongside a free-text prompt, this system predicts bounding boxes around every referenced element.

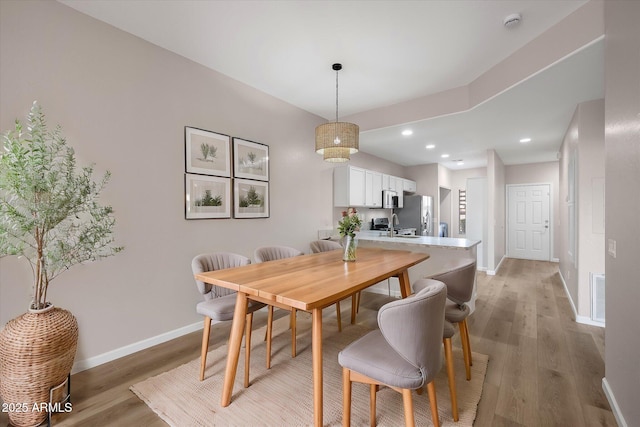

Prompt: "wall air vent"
[591,273,605,323]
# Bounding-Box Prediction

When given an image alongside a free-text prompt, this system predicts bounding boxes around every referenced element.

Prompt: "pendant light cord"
[335,68,339,123]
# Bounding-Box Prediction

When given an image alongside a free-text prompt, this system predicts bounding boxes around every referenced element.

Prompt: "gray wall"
[603,0,640,425]
[451,167,487,238]
[487,149,506,272]
[0,0,401,366]
[558,99,605,320]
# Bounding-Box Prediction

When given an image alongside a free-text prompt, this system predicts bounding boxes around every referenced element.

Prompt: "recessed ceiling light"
[457,161,464,166]
[441,154,450,158]
[520,137,532,143]
[425,144,435,149]
[401,129,413,136]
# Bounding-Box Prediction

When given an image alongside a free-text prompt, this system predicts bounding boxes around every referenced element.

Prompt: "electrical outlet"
[608,239,617,258]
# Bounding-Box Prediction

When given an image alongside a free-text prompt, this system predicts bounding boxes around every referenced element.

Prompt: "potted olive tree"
[0,102,123,426]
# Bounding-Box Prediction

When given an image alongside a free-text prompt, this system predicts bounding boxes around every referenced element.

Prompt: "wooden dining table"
[194,246,429,426]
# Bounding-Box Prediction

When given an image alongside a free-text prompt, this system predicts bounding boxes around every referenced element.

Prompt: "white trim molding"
[486,255,505,276]
[72,321,203,374]
[603,378,628,427]
[558,270,604,328]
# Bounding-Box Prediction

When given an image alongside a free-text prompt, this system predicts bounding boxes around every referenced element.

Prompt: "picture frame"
[233,138,269,181]
[234,178,269,218]
[185,173,231,219]
[185,127,231,177]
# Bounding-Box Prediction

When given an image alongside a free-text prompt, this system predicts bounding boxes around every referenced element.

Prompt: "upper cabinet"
[365,170,383,207]
[334,166,382,207]
[334,165,366,207]
[335,166,415,208]
[403,179,417,193]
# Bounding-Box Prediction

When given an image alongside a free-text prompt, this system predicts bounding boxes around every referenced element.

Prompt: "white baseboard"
[557,271,605,328]
[551,257,560,263]
[603,377,628,427]
[72,321,203,374]
[365,287,401,298]
[486,255,505,276]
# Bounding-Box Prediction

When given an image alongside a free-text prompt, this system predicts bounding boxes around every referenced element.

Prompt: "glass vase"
[342,235,357,262]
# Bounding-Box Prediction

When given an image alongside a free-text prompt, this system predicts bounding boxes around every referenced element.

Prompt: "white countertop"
[355,230,481,250]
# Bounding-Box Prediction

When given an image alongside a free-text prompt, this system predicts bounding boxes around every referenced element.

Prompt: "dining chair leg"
[335,301,342,332]
[266,305,273,369]
[244,312,253,388]
[459,320,472,380]
[461,318,473,366]
[291,308,297,358]
[401,388,415,427]
[426,381,440,427]
[370,384,377,427]
[351,294,358,324]
[199,317,212,381]
[342,367,351,427]
[443,337,459,421]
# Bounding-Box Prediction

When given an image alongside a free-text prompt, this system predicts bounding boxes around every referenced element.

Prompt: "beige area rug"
[131,315,488,426]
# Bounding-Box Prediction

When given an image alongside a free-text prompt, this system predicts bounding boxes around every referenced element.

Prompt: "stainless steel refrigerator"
[395,195,434,236]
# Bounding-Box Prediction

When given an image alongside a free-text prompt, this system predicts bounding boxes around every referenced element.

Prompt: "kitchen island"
[355,230,481,310]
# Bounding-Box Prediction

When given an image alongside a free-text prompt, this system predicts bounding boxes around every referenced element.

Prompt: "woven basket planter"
[0,305,78,427]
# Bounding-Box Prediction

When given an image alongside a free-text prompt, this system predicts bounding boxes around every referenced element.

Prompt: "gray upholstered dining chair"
[192,252,267,386]
[414,278,459,422]
[427,258,477,381]
[310,239,346,332]
[338,280,447,427]
[309,239,342,253]
[254,245,304,368]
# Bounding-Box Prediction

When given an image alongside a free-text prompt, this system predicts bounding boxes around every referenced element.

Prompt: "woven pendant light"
[315,63,359,162]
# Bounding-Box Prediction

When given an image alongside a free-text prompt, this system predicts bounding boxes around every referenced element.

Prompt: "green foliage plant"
[199,143,216,161]
[195,190,222,206]
[242,186,262,206]
[0,102,123,310]
[338,207,362,237]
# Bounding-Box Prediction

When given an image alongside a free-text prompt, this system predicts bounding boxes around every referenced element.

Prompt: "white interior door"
[507,184,550,260]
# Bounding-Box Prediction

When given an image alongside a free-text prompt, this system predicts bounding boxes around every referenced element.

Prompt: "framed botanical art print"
[234,178,269,218]
[233,138,269,181]
[185,127,231,177]
[185,174,231,219]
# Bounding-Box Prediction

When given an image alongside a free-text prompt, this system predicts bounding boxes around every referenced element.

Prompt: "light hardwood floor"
[1,258,616,426]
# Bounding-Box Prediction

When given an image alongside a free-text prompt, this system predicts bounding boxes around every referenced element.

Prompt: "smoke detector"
[503,13,522,28]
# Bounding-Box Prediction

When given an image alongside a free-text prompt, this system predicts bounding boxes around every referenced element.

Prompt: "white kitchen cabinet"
[334,166,365,207]
[403,179,417,193]
[337,167,410,208]
[382,174,392,190]
[383,174,411,207]
[335,166,383,207]
[393,177,404,208]
[365,170,383,207]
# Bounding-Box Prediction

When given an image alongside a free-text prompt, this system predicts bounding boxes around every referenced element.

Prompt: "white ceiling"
[59,0,603,169]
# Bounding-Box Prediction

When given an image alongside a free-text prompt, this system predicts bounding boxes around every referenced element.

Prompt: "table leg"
[220,292,248,407]
[312,308,323,427]
[398,270,411,298]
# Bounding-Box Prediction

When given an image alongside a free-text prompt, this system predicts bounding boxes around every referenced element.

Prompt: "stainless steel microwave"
[382,190,399,209]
